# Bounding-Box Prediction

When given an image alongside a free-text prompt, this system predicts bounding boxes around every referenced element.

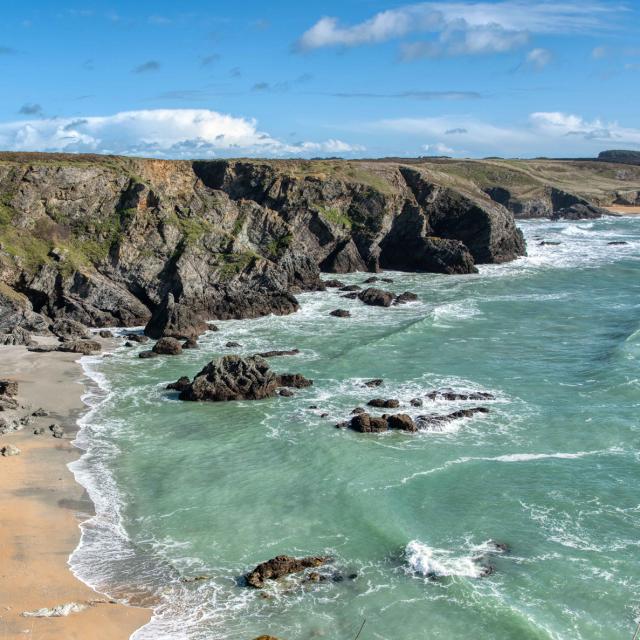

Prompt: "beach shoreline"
[0,344,151,640]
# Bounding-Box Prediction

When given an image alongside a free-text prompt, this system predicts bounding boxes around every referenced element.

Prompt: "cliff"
[0,153,526,332]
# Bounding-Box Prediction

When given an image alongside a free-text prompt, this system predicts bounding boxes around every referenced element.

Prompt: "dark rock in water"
[276,373,313,389]
[245,555,330,588]
[180,355,280,401]
[308,404,318,409]
[342,292,358,299]
[348,573,358,580]
[49,423,64,439]
[349,413,388,433]
[257,349,300,358]
[410,398,423,407]
[323,279,345,288]
[363,276,379,284]
[0,379,19,397]
[126,334,149,344]
[166,376,191,392]
[181,575,210,583]
[417,407,489,428]
[306,571,326,583]
[152,337,183,355]
[51,318,90,341]
[226,341,242,348]
[351,407,366,415]
[486,541,511,554]
[139,350,159,359]
[386,413,417,432]
[278,388,295,397]
[339,284,361,292]
[381,277,394,283]
[253,636,282,640]
[124,341,134,347]
[145,293,208,340]
[368,398,399,408]
[539,241,561,246]
[394,291,418,305]
[57,340,101,355]
[364,379,383,388]
[1,444,21,457]
[426,389,495,401]
[358,288,394,308]
[98,330,114,338]
[335,421,349,429]
[330,309,351,318]
[607,241,628,245]
[182,337,199,350]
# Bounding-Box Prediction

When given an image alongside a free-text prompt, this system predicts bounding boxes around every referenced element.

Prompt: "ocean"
[69,217,640,640]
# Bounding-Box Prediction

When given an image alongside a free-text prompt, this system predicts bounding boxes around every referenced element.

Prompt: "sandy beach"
[0,345,150,640]
[604,205,640,215]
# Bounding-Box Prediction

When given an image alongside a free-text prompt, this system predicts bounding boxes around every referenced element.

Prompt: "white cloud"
[0,109,364,158]
[369,110,640,155]
[423,142,454,154]
[526,48,553,69]
[297,1,621,58]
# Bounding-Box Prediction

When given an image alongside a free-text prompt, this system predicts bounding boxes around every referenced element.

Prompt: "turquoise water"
[71,218,640,640]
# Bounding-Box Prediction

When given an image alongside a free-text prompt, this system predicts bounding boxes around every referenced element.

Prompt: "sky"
[0,0,639,159]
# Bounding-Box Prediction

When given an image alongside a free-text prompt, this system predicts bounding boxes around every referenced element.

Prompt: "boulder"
[226,341,242,348]
[49,424,64,439]
[0,379,19,397]
[182,338,199,350]
[51,319,90,341]
[341,292,358,299]
[98,330,114,338]
[323,279,345,288]
[0,327,34,346]
[257,349,300,358]
[57,340,101,355]
[386,413,417,432]
[339,285,361,292]
[394,291,418,305]
[358,288,394,307]
[125,334,149,344]
[367,398,399,408]
[425,389,495,401]
[152,337,183,356]
[410,398,423,407]
[349,413,388,433]
[145,293,208,340]
[330,309,351,318]
[139,350,159,359]
[276,373,313,389]
[363,276,379,284]
[245,555,329,588]
[278,388,295,397]
[1,444,21,457]
[179,355,278,402]
[363,379,383,387]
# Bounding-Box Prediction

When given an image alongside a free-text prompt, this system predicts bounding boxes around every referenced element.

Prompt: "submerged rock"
[339,285,361,292]
[358,288,394,308]
[394,291,418,305]
[425,389,495,401]
[417,407,489,429]
[276,373,313,389]
[323,279,345,288]
[166,376,191,392]
[138,350,159,359]
[330,309,351,318]
[367,398,399,408]
[245,555,329,588]
[363,379,383,387]
[225,341,242,348]
[182,338,199,349]
[257,349,300,358]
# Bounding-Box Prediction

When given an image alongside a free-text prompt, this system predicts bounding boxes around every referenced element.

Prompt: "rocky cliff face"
[0,154,525,331]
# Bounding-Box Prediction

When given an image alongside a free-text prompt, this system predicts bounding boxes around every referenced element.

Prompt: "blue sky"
[0,0,639,158]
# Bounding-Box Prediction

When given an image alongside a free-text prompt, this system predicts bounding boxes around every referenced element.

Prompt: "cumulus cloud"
[0,108,364,158]
[525,47,553,69]
[296,1,620,58]
[133,60,161,74]
[369,110,640,155]
[423,142,454,154]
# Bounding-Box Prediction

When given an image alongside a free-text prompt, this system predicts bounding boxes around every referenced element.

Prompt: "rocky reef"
[0,153,528,334]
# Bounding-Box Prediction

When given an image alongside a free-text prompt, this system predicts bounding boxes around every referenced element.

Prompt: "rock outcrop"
[245,555,329,588]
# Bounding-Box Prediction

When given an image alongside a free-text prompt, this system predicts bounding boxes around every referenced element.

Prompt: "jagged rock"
[152,337,183,355]
[51,319,90,341]
[245,555,329,588]
[417,407,489,428]
[0,379,19,397]
[182,338,199,349]
[226,341,242,348]
[425,389,495,401]
[0,326,34,346]
[321,238,368,273]
[351,407,366,414]
[179,355,278,401]
[339,285,361,292]
[386,413,417,432]
[1,444,21,457]
[276,373,313,389]
[0,285,50,334]
[125,334,149,344]
[349,413,389,433]
[139,350,159,359]
[410,398,423,407]
[166,376,191,392]
[0,396,19,411]
[98,330,114,338]
[145,293,209,340]
[49,424,64,438]
[57,340,102,355]
[358,288,394,308]
[363,379,383,387]
[394,291,418,305]
[330,309,351,318]
[323,279,345,288]
[368,398,399,408]
[257,349,300,358]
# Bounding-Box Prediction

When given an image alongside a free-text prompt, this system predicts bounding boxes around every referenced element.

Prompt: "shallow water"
[71,217,640,640]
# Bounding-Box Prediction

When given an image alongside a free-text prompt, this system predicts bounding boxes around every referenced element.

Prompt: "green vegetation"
[314,205,352,229]
[216,251,258,279]
[266,233,293,258]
